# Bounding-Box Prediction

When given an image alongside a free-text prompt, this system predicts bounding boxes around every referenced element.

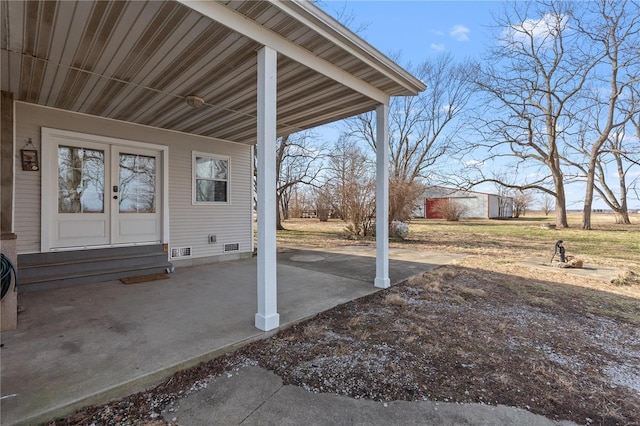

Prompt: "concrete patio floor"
[0,246,466,426]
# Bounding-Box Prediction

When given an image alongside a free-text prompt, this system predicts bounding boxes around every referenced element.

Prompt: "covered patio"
[0,0,425,333]
[0,246,465,425]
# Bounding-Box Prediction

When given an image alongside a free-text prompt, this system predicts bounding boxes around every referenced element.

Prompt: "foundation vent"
[170,247,192,258]
[224,243,240,252]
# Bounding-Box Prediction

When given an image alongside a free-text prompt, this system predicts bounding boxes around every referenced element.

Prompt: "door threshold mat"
[121,273,170,284]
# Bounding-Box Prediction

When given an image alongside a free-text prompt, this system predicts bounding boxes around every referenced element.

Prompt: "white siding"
[14,115,43,253]
[488,195,500,219]
[422,187,491,219]
[456,194,487,219]
[14,102,253,260]
[488,195,513,218]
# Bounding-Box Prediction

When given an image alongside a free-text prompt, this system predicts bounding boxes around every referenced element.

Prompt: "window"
[119,152,156,213]
[58,146,105,213]
[193,152,229,204]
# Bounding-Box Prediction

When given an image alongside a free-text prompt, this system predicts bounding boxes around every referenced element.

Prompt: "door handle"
[113,185,119,192]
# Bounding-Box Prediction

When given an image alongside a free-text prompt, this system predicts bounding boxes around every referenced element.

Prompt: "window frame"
[192,151,230,205]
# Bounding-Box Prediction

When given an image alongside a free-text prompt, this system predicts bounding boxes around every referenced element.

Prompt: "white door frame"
[110,146,162,245]
[41,127,170,252]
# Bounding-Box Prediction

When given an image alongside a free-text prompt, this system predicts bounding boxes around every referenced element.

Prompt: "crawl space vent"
[170,247,192,258]
[224,243,240,252]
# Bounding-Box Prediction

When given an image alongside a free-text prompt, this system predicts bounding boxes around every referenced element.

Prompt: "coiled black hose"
[1,253,17,300]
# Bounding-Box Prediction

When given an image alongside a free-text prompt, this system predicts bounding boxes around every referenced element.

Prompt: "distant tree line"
[262,0,638,233]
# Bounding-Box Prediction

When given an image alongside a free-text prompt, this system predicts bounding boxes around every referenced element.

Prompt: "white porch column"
[375,103,390,289]
[255,46,280,331]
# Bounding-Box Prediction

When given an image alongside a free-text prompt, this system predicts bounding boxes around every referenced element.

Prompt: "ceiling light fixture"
[185,95,205,108]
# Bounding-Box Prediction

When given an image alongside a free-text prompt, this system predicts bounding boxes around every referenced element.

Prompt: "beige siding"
[14,102,253,259]
[14,116,43,253]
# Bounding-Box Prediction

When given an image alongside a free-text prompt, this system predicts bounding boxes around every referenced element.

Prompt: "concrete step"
[18,244,165,266]
[17,245,172,292]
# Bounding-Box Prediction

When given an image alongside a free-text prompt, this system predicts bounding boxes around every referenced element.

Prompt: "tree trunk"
[614,153,631,225]
[552,169,569,228]
[276,194,285,231]
[615,210,631,224]
[582,156,598,230]
[281,196,289,220]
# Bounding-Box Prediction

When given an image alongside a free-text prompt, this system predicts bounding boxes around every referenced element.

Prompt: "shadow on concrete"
[278,246,466,285]
[0,247,464,425]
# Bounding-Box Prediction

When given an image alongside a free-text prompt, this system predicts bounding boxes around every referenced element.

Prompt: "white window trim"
[192,151,230,205]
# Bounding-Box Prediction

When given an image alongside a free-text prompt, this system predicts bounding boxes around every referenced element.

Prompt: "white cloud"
[504,13,568,47]
[526,172,547,180]
[430,43,445,52]
[464,160,485,167]
[450,24,470,41]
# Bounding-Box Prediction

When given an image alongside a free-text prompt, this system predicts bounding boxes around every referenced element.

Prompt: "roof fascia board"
[177,0,390,105]
[273,0,426,95]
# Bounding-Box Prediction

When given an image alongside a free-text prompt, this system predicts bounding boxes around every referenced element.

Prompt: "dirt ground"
[51,217,640,426]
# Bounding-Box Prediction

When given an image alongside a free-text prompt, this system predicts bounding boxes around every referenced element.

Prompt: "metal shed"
[419,187,513,219]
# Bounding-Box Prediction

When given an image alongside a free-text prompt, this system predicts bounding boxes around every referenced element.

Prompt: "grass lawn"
[262,213,640,424]
[277,213,640,262]
[56,213,640,425]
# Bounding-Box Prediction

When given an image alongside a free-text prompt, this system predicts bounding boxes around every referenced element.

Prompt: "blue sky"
[318,1,640,210]
[321,2,519,197]
[334,1,496,62]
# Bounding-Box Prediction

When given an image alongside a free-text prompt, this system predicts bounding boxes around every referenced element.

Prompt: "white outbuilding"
[416,186,513,219]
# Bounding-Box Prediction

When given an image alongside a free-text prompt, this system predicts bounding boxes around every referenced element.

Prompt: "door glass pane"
[119,153,156,213]
[58,146,105,213]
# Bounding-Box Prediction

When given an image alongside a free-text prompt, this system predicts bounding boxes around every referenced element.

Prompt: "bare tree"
[567,125,640,224]
[314,1,370,35]
[569,0,640,229]
[512,192,533,218]
[273,132,324,230]
[599,135,639,224]
[540,193,554,216]
[389,178,425,223]
[345,53,475,221]
[323,136,376,236]
[466,1,599,228]
[493,180,530,218]
[315,186,332,222]
[431,200,468,222]
[492,181,514,218]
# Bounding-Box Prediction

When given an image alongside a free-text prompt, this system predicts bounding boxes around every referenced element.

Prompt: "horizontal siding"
[14,117,43,253]
[14,102,253,258]
[167,134,253,259]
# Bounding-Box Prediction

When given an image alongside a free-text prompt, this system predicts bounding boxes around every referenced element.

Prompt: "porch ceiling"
[1,0,424,144]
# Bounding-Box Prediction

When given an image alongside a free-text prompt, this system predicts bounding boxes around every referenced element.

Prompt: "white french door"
[45,133,162,250]
[111,147,161,245]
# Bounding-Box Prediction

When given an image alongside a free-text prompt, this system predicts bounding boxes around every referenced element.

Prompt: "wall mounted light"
[185,95,205,108]
[21,138,39,171]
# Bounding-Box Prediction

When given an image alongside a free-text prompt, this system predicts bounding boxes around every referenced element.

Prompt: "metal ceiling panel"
[1,0,422,144]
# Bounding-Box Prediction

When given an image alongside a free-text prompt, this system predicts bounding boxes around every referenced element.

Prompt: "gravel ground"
[50,257,640,426]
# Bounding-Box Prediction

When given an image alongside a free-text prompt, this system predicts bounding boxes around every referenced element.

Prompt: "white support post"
[375,103,390,289]
[255,46,280,331]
